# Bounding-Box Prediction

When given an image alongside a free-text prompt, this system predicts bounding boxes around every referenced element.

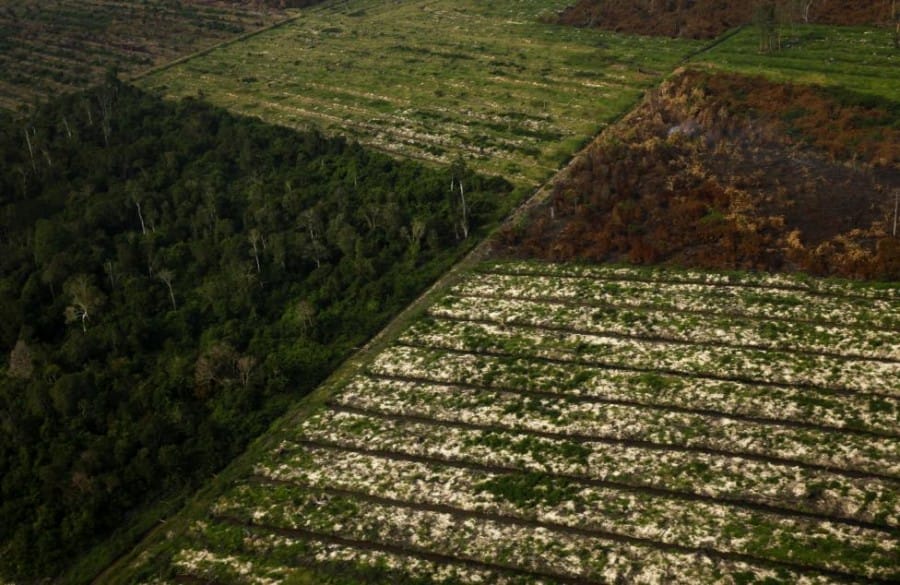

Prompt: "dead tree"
[157,269,177,311]
[248,229,262,273]
[449,159,470,240]
[755,2,780,52]
[23,126,36,172]
[64,274,105,333]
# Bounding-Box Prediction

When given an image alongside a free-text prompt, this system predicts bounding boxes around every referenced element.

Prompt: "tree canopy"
[0,79,510,580]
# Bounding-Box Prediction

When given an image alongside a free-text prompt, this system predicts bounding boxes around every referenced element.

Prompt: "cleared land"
[0,0,287,111]
[557,0,894,40]
[35,3,897,583]
[114,261,899,584]
[499,12,900,280]
[497,68,899,280]
[138,0,702,186]
[693,24,899,101]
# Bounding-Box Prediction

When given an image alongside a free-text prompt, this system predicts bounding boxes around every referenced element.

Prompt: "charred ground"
[556,0,895,39]
[496,69,900,280]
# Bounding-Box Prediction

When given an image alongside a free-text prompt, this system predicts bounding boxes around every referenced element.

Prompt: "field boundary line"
[681,24,748,64]
[128,10,305,84]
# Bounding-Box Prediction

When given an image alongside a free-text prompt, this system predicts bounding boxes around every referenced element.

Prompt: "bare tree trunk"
[894,0,899,48]
[98,85,115,147]
[135,200,147,235]
[250,233,261,273]
[893,189,898,237]
[104,261,117,289]
[459,181,468,239]
[158,270,177,310]
[802,0,814,23]
[23,127,36,172]
[165,281,176,310]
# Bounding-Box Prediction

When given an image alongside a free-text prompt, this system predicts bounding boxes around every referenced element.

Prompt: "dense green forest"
[0,77,510,581]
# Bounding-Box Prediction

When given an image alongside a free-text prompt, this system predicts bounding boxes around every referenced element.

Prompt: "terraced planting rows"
[139,0,702,186]
[131,262,899,584]
[0,0,286,110]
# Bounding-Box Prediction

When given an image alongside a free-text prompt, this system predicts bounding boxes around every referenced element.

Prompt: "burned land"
[557,0,895,39]
[496,69,900,280]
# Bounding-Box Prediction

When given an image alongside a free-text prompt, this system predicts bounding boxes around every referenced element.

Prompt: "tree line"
[0,76,510,580]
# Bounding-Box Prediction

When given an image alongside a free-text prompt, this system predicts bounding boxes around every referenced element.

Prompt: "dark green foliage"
[0,80,510,581]
[474,472,580,508]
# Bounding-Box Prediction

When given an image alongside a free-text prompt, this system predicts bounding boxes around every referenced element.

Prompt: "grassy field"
[104,261,899,584]
[138,0,702,187]
[0,0,287,111]
[691,24,900,101]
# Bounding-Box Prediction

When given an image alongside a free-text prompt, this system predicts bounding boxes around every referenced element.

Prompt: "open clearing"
[0,0,287,111]
[117,261,899,584]
[692,24,899,101]
[33,2,898,583]
[498,68,899,280]
[138,0,701,186]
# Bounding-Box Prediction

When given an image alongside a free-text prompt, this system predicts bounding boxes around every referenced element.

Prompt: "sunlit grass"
[692,24,899,102]
[139,0,702,187]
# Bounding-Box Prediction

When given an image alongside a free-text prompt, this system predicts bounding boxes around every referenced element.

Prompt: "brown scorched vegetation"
[556,0,895,39]
[496,69,900,280]
[0,0,293,111]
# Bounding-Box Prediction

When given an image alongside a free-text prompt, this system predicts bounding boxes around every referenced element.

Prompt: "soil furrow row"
[476,267,900,303]
[364,371,900,440]
[395,341,899,402]
[251,476,886,582]
[214,515,600,585]
[327,404,899,483]
[427,313,900,365]
[450,289,899,338]
[286,438,897,535]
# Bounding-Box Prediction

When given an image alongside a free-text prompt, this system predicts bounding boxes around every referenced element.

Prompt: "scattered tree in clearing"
[449,158,470,240]
[755,2,780,52]
[894,0,899,48]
